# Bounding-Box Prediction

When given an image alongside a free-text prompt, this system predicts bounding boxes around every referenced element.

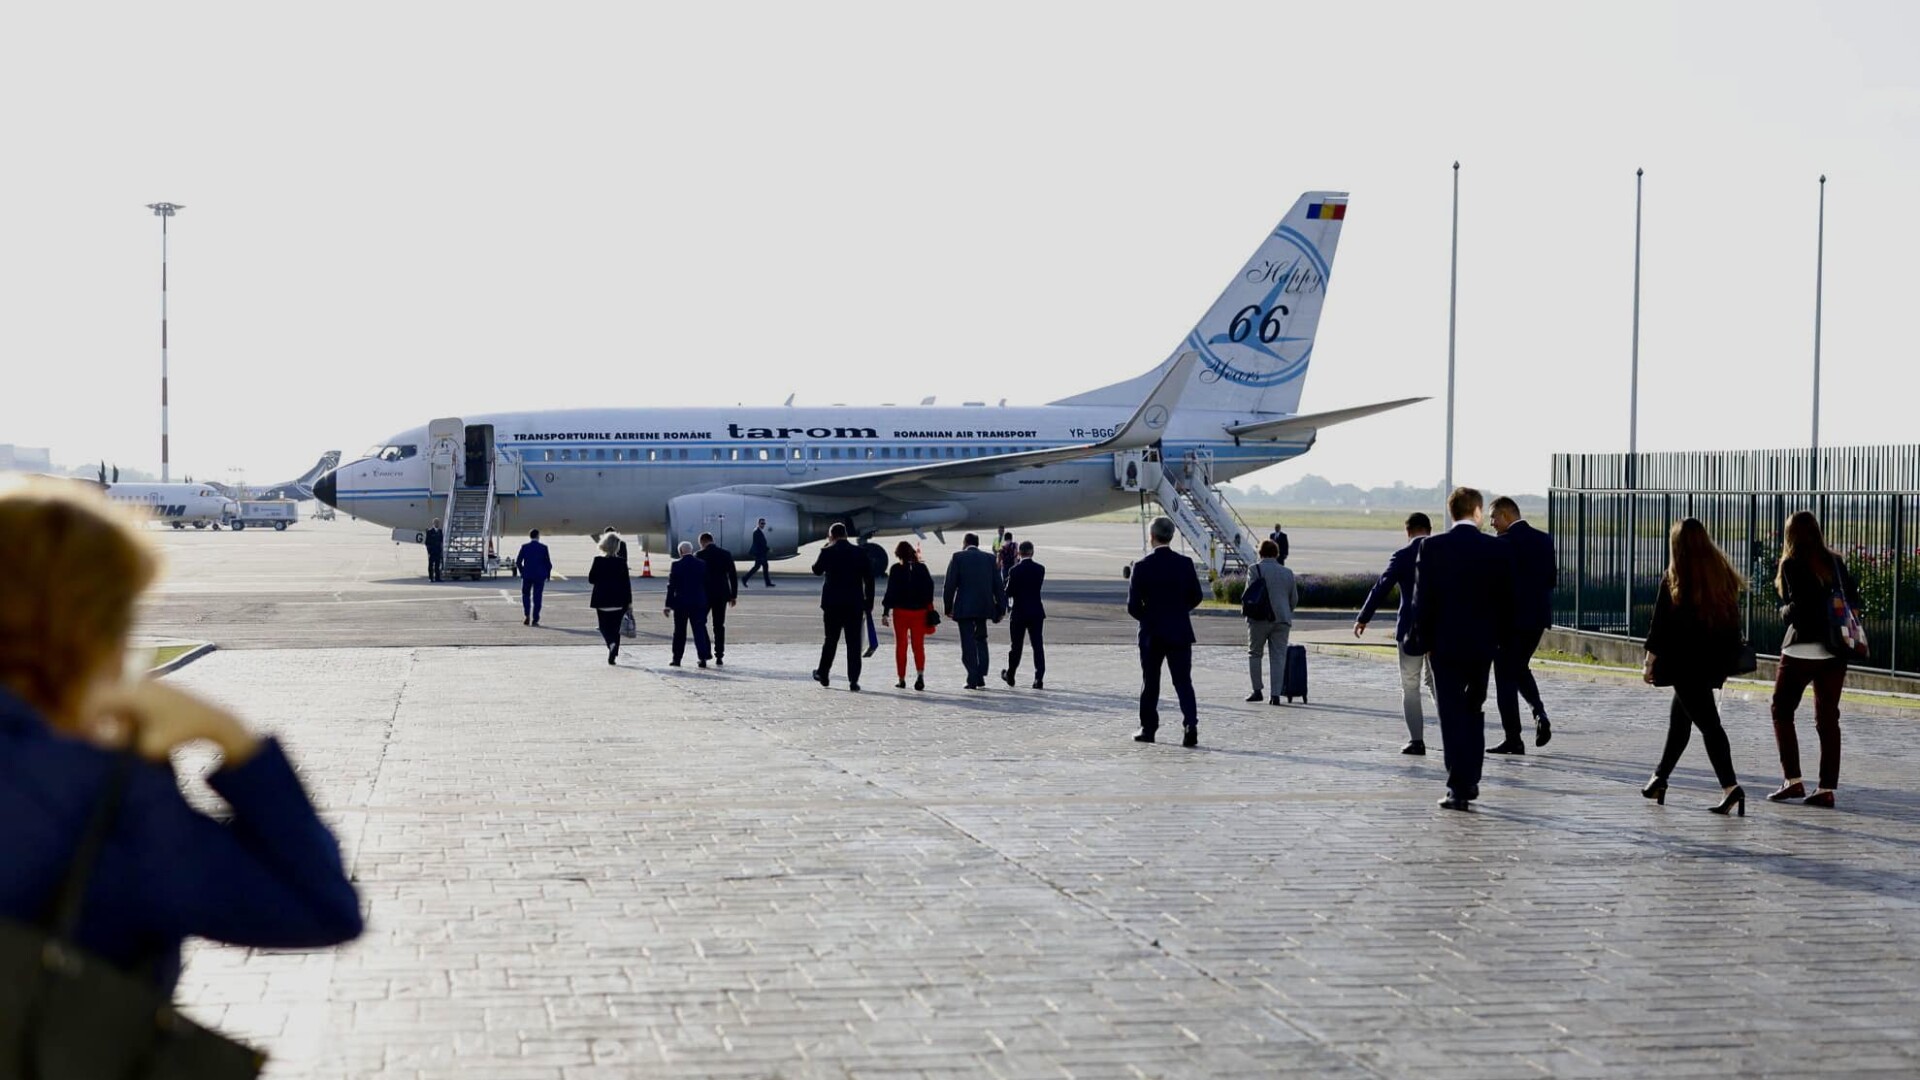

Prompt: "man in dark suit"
[812,522,873,690]
[1490,496,1556,751]
[425,519,444,582]
[1411,488,1516,810]
[1268,523,1290,565]
[944,533,1007,689]
[1002,541,1046,689]
[745,518,774,587]
[1128,516,1205,747]
[663,541,712,668]
[696,531,739,666]
[513,528,553,626]
[1356,512,1433,754]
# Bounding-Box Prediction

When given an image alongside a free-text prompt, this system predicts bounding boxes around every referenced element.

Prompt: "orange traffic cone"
[641,552,653,578]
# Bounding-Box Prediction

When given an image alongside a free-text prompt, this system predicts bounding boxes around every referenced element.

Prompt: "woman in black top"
[880,541,936,690]
[1768,511,1863,807]
[1641,519,1747,814]
[588,532,634,665]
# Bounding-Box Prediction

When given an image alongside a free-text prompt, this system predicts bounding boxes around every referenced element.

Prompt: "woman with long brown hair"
[881,540,936,690]
[1641,518,1747,814]
[0,482,361,995]
[1768,510,1862,807]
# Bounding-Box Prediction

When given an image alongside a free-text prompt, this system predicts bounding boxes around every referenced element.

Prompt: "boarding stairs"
[441,477,496,580]
[1153,449,1259,579]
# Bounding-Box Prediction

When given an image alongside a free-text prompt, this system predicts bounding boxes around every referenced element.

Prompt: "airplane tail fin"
[1051,191,1347,416]
[298,451,342,487]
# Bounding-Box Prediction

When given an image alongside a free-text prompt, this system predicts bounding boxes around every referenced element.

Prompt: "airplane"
[100,477,238,529]
[210,451,342,503]
[314,191,1425,565]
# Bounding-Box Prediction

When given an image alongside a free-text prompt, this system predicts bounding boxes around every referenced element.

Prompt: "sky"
[2,1,1916,495]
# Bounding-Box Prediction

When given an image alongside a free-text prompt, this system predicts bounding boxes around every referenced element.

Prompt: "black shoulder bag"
[0,751,266,1080]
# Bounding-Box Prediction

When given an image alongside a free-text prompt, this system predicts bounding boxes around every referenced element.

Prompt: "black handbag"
[0,752,266,1080]
[924,607,941,628]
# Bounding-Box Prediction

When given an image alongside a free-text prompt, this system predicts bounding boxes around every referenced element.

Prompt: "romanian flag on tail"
[1306,202,1347,221]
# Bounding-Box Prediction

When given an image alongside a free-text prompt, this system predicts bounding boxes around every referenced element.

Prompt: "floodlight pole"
[1626,169,1643,637]
[147,202,183,482]
[1811,175,1826,491]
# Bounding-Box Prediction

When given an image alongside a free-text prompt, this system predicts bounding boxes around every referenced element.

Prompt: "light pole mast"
[1626,169,1643,637]
[1811,175,1826,491]
[1445,161,1459,503]
[147,202,183,482]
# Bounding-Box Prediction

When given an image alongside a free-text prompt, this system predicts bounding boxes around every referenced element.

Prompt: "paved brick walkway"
[168,643,1920,1079]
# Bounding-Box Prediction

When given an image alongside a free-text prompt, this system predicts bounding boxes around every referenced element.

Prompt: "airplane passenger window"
[646,449,657,462]
[678,449,688,460]
[561,449,573,462]
[712,449,722,461]
[757,449,770,461]
[880,448,891,459]
[791,449,802,460]
[811,448,821,460]
[865,448,875,460]
[543,450,554,461]
[831,448,841,459]
[595,449,608,461]
[730,449,740,461]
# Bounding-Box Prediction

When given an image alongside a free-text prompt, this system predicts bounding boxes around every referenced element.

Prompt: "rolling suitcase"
[1282,644,1308,703]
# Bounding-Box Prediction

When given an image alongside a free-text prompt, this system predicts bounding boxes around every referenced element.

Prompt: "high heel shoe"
[896,678,906,689]
[914,673,924,692]
[1710,786,1746,816]
[1641,776,1668,806]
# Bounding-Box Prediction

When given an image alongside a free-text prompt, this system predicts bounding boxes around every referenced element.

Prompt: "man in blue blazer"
[1491,496,1556,752]
[944,533,1007,690]
[663,541,712,668]
[696,531,739,666]
[514,528,553,626]
[813,522,875,689]
[1411,488,1515,810]
[1356,512,1433,754]
[745,518,775,587]
[1002,541,1047,689]
[1128,516,1205,747]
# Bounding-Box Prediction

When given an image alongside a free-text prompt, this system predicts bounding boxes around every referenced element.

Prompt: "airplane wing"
[774,352,1198,499]
[1224,397,1428,441]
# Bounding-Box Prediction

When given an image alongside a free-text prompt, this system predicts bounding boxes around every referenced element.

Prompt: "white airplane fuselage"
[104,483,238,528]
[326,403,1308,554]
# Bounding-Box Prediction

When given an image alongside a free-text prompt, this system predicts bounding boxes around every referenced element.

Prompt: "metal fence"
[1548,445,1918,677]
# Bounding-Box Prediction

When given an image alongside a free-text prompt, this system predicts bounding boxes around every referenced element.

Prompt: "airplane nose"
[313,468,338,508]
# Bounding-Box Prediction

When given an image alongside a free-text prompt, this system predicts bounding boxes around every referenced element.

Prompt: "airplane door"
[428,417,463,493]
[784,439,807,476]
[464,424,494,488]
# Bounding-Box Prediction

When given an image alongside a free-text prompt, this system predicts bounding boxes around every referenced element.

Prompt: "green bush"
[1224,576,1247,605]
[1297,573,1384,610]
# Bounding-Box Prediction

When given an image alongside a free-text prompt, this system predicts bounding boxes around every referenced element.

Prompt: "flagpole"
[1626,169,1643,637]
[1811,174,1826,491]
[1445,161,1459,504]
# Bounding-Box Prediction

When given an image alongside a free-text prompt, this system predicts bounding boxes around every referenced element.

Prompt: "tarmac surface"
[137,518,1920,1077]
[134,518,1403,650]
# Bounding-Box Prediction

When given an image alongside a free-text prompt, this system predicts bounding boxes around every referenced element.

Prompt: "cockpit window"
[369,444,419,462]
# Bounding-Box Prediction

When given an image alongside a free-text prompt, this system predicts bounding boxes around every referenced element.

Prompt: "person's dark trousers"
[1008,616,1045,679]
[1657,684,1738,787]
[1138,637,1197,734]
[596,609,624,649]
[1772,655,1846,789]
[707,600,728,660]
[521,578,545,623]
[1428,652,1491,800]
[1495,627,1548,740]
[957,617,990,686]
[820,606,864,683]
[747,558,772,586]
[672,610,712,663]
[427,553,443,581]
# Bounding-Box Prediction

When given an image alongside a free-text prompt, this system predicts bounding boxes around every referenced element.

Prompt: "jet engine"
[666,492,803,558]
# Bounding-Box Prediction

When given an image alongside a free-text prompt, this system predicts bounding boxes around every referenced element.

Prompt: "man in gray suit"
[943,532,1007,690]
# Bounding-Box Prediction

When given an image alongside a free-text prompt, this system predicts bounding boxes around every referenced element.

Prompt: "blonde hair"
[598,532,623,556]
[0,482,157,725]
[1665,518,1742,627]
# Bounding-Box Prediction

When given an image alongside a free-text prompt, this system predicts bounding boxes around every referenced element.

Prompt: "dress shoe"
[914,673,925,691]
[813,669,829,687]
[1641,775,1668,805]
[1534,714,1552,747]
[1003,669,1017,687]
[1401,740,1426,755]
[607,650,617,666]
[849,681,860,692]
[714,657,723,667]
[1181,726,1198,748]
[532,619,539,627]
[1437,795,1472,811]
[1802,789,1836,808]
[1133,729,1156,743]
[524,616,531,626]
[896,678,907,689]
[863,644,877,658]
[1767,781,1807,802]
[1487,739,1526,755]
[1032,679,1043,690]
[1245,691,1264,703]
[1709,785,1746,816]
[698,660,708,669]
[1269,696,1281,706]
[669,660,681,667]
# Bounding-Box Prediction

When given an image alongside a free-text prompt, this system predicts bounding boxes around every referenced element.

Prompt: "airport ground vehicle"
[231,500,299,531]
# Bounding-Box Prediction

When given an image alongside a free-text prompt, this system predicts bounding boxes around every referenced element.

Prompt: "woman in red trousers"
[881,541,936,690]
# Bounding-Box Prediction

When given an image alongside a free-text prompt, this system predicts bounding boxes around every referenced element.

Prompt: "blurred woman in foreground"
[0,482,363,994]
